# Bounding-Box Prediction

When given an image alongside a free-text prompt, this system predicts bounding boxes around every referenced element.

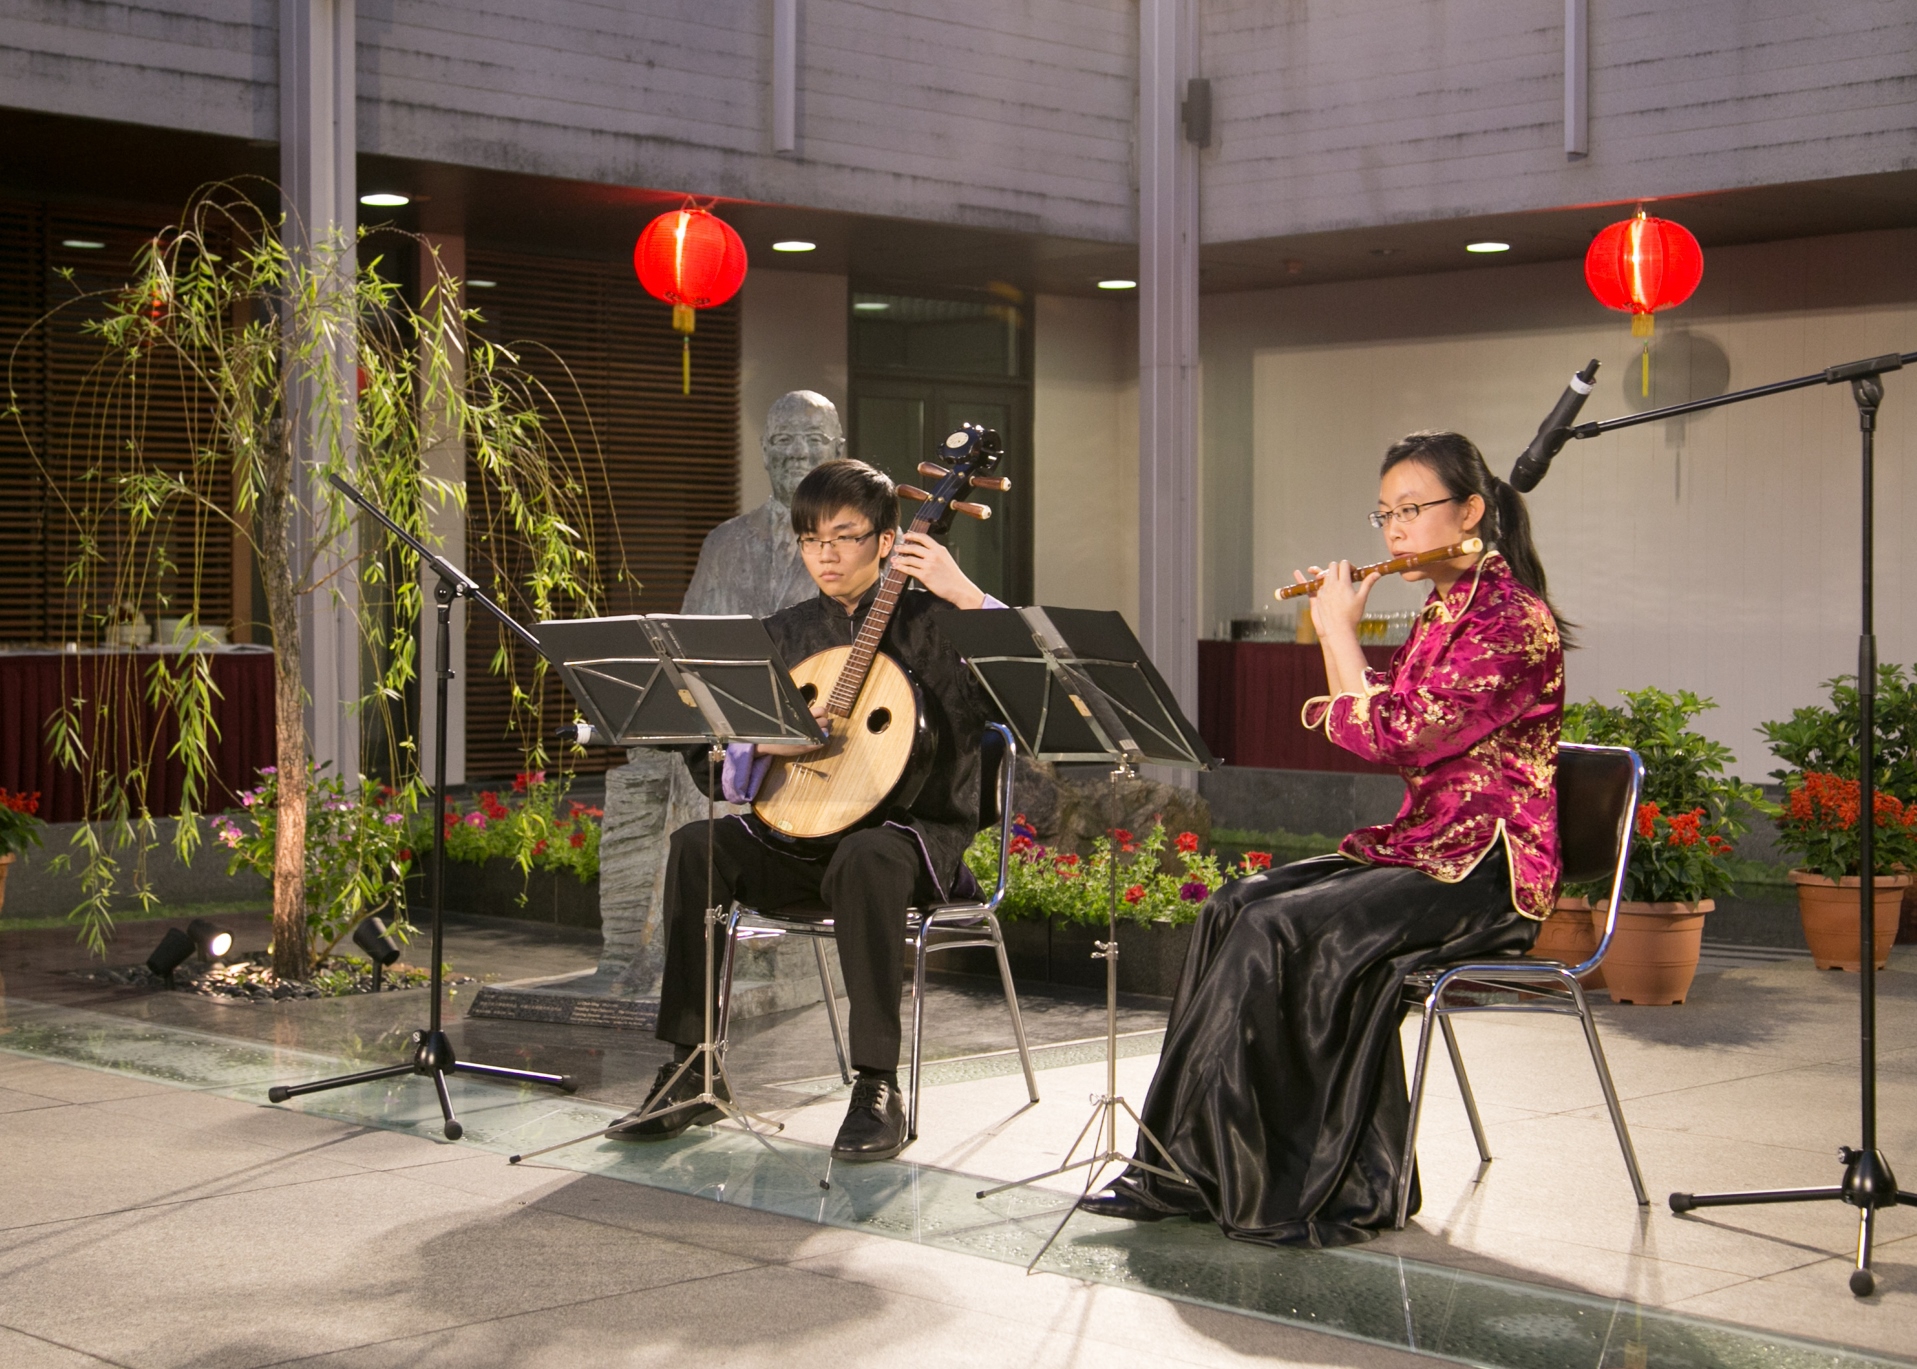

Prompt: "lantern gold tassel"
[672,303,695,395]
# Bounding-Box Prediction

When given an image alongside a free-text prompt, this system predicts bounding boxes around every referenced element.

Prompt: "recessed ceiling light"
[467,279,496,289]
[359,192,410,208]
[853,301,889,312]
[62,239,106,250]
[1097,279,1137,290]
[1466,241,1511,254]
[771,240,816,253]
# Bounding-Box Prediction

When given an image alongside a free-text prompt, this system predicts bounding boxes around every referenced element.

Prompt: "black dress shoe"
[607,1059,729,1141]
[832,1076,907,1162]
[1077,1184,1176,1222]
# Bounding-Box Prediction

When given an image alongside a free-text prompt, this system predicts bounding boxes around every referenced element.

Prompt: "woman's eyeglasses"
[1368,497,1457,530]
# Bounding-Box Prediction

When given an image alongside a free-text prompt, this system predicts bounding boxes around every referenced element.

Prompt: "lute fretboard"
[823,502,940,719]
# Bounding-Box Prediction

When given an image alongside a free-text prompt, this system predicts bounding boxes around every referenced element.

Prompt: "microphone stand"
[1552,350,1917,1296]
[267,567,576,1137]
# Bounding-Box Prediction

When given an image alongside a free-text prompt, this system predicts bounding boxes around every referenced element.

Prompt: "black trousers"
[655,816,920,1073]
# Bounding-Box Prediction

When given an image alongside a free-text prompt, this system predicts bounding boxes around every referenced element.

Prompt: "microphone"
[558,722,604,746]
[1508,359,1600,493]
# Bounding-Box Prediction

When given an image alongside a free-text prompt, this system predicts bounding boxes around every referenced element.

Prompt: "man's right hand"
[756,701,830,757]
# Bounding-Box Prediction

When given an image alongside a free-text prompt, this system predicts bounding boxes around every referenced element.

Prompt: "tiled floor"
[2,912,1914,1367]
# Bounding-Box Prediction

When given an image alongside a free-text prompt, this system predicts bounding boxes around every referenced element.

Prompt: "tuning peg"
[969,474,1011,492]
[951,500,992,520]
[917,462,952,480]
[898,484,932,502]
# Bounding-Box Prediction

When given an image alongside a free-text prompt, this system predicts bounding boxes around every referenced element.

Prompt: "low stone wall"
[1,820,269,919]
[406,861,597,930]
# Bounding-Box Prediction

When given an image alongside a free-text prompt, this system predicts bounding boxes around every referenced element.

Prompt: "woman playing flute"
[1080,430,1567,1246]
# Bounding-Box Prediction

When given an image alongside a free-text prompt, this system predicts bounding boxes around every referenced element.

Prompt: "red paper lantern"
[1584,210,1703,338]
[633,206,748,393]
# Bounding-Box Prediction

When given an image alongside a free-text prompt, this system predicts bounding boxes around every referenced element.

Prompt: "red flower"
[569,829,586,849]
[1244,851,1272,870]
[513,770,545,792]
[0,788,40,816]
[1055,853,1080,868]
[1009,835,1035,856]
[1175,832,1199,853]
[1665,807,1705,848]
[397,847,413,861]
[532,838,549,856]
[478,791,509,821]
[1123,884,1146,904]
[1111,828,1134,846]
[1635,802,1660,840]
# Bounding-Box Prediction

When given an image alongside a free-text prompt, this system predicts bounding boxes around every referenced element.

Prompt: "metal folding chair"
[1394,741,1651,1227]
[715,722,1039,1141]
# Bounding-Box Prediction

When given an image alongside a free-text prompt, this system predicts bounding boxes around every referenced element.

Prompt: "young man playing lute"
[611,459,1002,1161]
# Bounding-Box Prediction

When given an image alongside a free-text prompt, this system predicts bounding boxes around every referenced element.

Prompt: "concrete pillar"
[281,0,360,779]
[1138,0,1200,773]
[417,233,467,786]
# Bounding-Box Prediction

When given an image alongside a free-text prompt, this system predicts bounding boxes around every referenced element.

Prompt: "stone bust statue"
[594,389,846,1008]
[681,389,844,615]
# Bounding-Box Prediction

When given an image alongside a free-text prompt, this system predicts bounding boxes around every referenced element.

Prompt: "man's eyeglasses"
[1368,497,1458,530]
[797,530,880,556]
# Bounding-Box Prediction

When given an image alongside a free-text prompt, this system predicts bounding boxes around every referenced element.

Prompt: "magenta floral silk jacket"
[1301,553,1563,920]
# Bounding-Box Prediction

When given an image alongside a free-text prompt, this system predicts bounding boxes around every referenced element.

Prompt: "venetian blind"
[460,247,741,779]
[0,200,234,647]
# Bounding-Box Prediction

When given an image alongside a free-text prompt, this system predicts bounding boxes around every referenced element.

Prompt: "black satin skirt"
[1118,848,1536,1248]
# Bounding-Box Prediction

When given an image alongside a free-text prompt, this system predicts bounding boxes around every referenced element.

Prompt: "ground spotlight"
[353,916,403,967]
[145,927,195,979]
[188,918,233,959]
[353,915,403,992]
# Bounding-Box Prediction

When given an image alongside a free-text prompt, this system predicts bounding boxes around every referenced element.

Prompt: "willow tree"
[8,185,605,979]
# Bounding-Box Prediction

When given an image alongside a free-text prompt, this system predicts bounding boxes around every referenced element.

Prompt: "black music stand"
[1542,351,1917,1295]
[941,606,1215,1270]
[505,612,828,1175]
[268,475,575,1138]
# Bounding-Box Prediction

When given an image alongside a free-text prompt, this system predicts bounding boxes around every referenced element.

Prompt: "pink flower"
[465,812,487,828]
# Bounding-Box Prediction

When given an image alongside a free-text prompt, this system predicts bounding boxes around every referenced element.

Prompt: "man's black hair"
[790,458,899,537]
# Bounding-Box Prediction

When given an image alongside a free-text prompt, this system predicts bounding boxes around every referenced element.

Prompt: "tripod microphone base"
[1671,1147,1916,1297]
[267,1029,576,1140]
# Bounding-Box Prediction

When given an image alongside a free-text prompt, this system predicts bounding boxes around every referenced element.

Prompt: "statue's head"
[762,390,844,506]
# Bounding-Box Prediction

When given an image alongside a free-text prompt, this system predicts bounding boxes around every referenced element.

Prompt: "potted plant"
[1771,772,1917,971]
[1563,688,1764,1004]
[0,788,46,914]
[1760,665,1917,945]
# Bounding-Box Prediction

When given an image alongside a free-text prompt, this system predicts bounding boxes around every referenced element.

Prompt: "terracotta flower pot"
[1592,899,1710,1005]
[1527,895,1604,988]
[1788,871,1911,971]
[0,851,12,913]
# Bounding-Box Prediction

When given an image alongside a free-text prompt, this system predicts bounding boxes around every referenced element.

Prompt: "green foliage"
[0,789,45,861]
[437,771,603,884]
[212,766,416,963]
[966,818,1273,927]
[1563,687,1769,904]
[1757,665,1917,801]
[5,184,615,968]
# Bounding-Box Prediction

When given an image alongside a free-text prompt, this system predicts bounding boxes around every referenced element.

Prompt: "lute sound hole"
[865,708,892,734]
[799,683,818,704]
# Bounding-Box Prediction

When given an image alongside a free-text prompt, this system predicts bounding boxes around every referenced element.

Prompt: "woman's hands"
[1294,560,1380,700]
[892,531,987,610]
[1296,561,1380,641]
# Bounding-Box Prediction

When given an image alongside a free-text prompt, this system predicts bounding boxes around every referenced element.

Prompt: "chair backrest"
[1556,742,1644,975]
[978,722,1017,911]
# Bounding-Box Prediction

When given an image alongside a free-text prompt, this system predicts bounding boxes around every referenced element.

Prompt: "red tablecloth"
[1198,640,1399,773]
[0,648,277,821]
